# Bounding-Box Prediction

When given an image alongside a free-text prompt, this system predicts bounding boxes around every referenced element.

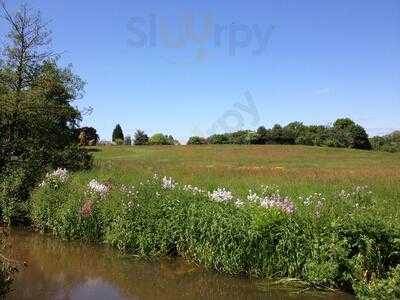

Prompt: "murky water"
[5,230,355,300]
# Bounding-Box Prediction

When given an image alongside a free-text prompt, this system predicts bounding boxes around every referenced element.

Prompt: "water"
[5,230,355,300]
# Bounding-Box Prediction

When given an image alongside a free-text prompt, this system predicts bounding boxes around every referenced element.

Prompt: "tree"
[187,136,206,145]
[112,124,124,142]
[207,134,229,144]
[78,131,87,146]
[124,135,132,145]
[76,127,99,146]
[0,3,91,223]
[133,129,149,145]
[149,133,172,145]
[332,118,371,149]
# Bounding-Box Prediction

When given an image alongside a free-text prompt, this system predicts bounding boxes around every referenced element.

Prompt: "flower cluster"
[88,179,109,198]
[39,168,69,188]
[208,188,233,203]
[120,184,138,198]
[161,176,177,190]
[182,184,205,195]
[339,186,374,209]
[246,189,295,214]
[259,196,295,214]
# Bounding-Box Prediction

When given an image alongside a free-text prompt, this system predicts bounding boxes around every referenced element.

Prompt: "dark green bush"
[187,136,207,145]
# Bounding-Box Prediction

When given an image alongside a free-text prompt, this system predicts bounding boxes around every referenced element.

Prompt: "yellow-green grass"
[89,145,400,204]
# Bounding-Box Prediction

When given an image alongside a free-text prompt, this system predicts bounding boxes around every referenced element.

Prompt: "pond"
[6,230,355,300]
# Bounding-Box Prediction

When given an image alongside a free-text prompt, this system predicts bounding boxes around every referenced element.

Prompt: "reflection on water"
[6,230,355,300]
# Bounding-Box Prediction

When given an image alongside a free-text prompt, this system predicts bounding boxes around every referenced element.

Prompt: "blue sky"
[2,0,399,142]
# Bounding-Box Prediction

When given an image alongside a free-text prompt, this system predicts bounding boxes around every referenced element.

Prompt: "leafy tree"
[124,135,132,145]
[78,131,87,146]
[187,136,207,145]
[149,133,172,145]
[0,3,92,223]
[333,118,371,149]
[208,134,229,144]
[133,129,149,145]
[112,124,124,142]
[76,127,99,146]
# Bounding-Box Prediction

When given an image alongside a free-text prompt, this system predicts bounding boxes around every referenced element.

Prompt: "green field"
[91,145,400,204]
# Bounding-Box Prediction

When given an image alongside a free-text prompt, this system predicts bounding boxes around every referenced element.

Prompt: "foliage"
[114,139,124,146]
[149,133,174,145]
[124,135,132,146]
[0,3,92,224]
[133,130,149,146]
[187,136,207,145]
[354,266,400,299]
[370,131,400,153]
[30,170,400,299]
[197,118,374,150]
[76,127,99,146]
[208,134,230,144]
[112,124,124,142]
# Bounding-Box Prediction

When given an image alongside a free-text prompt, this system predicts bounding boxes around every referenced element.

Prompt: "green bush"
[187,136,207,145]
[149,133,174,145]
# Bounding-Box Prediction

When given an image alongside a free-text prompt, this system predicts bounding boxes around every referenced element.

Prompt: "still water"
[6,230,355,300]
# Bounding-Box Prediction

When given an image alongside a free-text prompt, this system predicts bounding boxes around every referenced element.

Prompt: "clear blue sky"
[2,0,399,142]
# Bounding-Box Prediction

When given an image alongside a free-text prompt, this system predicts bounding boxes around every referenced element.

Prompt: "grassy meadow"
[30,145,400,298]
[91,145,400,206]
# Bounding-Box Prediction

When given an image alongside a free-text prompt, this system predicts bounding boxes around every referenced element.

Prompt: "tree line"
[93,119,398,152]
[188,118,373,150]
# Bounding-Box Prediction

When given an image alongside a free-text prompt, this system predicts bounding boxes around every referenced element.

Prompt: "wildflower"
[247,190,261,203]
[161,176,177,189]
[182,185,204,195]
[88,179,109,198]
[80,200,93,218]
[234,199,244,207]
[315,200,324,218]
[260,195,295,214]
[208,188,233,203]
[39,168,69,187]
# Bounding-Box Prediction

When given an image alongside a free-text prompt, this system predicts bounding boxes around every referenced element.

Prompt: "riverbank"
[30,166,400,299]
[7,229,355,300]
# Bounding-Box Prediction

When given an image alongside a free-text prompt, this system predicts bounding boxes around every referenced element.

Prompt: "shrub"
[114,138,124,146]
[149,133,173,145]
[208,134,229,144]
[187,136,207,145]
[124,135,132,146]
[134,130,149,145]
[76,127,99,146]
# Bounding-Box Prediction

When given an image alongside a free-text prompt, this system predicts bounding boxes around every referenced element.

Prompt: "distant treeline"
[187,118,400,152]
[88,118,399,152]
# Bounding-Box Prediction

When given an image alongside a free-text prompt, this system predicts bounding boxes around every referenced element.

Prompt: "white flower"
[88,179,109,198]
[208,188,233,203]
[39,168,69,187]
[247,191,260,203]
[183,185,204,195]
[234,199,245,207]
[161,176,177,189]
